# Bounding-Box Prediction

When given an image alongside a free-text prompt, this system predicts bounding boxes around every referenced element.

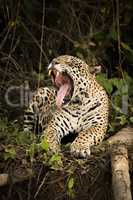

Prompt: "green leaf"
[118,115,127,125]
[48,154,63,170]
[96,74,113,94]
[40,138,49,152]
[67,176,75,198]
[26,144,36,159]
[110,78,124,91]
[49,154,61,163]
[121,42,133,55]
[4,147,16,160]
[67,176,74,190]
[15,131,34,145]
[129,116,133,123]
[108,123,115,133]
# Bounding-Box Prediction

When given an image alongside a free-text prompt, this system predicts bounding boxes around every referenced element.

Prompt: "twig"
[38,0,45,88]
[21,21,49,64]
[34,172,49,199]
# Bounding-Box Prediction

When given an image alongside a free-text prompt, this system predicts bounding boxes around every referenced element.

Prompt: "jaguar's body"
[24,55,109,158]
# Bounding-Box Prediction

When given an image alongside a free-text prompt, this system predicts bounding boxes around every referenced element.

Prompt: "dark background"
[0,0,133,125]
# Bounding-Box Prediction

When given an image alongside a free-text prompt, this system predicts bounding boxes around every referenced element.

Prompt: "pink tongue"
[56,84,69,108]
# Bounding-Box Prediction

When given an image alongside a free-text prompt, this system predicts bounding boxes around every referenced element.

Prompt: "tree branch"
[111,144,132,200]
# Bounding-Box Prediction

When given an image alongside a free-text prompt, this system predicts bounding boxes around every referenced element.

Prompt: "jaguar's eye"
[52,61,59,65]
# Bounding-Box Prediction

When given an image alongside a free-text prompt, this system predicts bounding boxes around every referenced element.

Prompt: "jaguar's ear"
[90,65,102,75]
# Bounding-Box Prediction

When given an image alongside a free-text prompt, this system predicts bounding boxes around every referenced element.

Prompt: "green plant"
[96,72,133,132]
[4,147,16,160]
[67,175,75,198]
[48,154,63,170]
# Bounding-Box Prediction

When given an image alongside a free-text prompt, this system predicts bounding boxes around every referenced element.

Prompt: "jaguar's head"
[48,55,91,108]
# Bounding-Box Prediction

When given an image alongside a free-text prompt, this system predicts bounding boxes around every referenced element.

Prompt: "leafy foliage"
[96,72,133,132]
[48,154,63,170]
[40,138,49,152]
[0,118,36,145]
[4,146,16,160]
[67,175,75,198]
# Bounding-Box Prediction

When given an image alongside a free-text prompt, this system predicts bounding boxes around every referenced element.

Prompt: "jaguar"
[24,55,109,158]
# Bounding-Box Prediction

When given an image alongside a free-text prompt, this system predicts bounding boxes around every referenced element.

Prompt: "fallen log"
[108,127,133,147]
[110,127,133,200]
[93,127,133,200]
[91,127,133,154]
[111,144,132,200]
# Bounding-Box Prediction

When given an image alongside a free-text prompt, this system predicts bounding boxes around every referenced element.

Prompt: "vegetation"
[0,0,133,199]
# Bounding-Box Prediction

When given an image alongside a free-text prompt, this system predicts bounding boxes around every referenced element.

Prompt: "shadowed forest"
[0,0,133,200]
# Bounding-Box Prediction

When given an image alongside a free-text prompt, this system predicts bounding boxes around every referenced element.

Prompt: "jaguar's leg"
[23,87,56,134]
[42,111,74,154]
[42,121,61,153]
[70,126,107,158]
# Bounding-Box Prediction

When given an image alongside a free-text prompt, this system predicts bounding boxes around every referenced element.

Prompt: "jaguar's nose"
[48,62,54,76]
[48,62,53,70]
[48,60,58,69]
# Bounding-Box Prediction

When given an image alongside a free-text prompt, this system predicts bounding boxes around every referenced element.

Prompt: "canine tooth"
[48,69,52,76]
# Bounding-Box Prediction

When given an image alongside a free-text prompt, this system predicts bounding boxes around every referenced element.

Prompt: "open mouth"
[49,68,73,108]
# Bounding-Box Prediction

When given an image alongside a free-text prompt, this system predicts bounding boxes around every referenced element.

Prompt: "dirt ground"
[0,144,117,200]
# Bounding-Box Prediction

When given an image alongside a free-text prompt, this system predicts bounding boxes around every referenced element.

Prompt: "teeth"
[48,69,60,77]
[48,69,52,76]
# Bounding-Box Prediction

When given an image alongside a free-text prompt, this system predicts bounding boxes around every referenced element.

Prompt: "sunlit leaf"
[67,176,74,190]
[129,116,133,123]
[49,154,61,163]
[96,74,113,94]
[121,42,133,54]
[117,115,127,125]
[4,147,16,160]
[40,138,49,152]
[67,176,75,198]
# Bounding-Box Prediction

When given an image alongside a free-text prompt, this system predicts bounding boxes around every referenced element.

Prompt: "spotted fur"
[24,55,109,158]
